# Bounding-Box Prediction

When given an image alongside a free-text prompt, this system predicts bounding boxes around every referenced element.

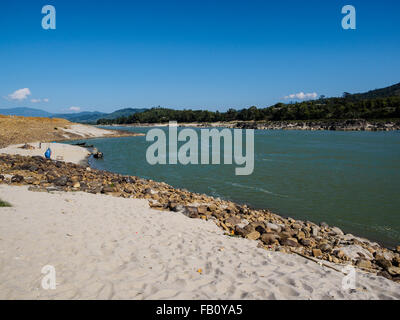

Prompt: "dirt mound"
[0,115,72,148]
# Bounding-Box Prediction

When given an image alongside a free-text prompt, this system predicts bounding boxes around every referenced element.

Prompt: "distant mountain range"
[0,107,148,123]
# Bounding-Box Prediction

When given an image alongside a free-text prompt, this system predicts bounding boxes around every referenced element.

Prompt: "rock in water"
[93,152,103,159]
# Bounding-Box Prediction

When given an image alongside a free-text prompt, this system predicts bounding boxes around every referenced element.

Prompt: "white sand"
[61,124,117,139]
[0,142,90,165]
[0,184,399,300]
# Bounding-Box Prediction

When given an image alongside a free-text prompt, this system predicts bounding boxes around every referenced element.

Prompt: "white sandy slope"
[0,142,90,165]
[0,184,399,300]
[61,124,118,139]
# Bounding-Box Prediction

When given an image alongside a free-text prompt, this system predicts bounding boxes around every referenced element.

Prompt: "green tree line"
[97,96,400,125]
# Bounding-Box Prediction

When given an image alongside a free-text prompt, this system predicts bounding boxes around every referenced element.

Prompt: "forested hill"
[97,83,400,124]
[347,82,400,100]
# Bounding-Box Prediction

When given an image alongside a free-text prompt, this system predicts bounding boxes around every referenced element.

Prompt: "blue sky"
[0,0,399,113]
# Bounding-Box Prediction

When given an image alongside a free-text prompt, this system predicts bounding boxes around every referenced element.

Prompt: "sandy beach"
[0,184,399,299]
[0,142,90,165]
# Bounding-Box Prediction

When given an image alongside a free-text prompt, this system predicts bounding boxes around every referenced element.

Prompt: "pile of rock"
[1,153,399,282]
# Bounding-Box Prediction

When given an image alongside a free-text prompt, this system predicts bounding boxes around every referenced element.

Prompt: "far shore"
[103,119,400,131]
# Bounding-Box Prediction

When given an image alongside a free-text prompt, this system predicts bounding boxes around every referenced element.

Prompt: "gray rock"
[311,226,320,237]
[53,176,68,186]
[331,227,344,236]
[266,223,281,233]
[237,219,249,229]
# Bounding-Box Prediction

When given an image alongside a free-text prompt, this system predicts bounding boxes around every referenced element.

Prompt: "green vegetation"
[97,83,400,125]
[0,199,11,207]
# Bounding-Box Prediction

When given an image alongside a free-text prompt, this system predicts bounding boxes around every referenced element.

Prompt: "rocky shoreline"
[1,153,399,283]
[114,119,400,131]
[232,119,400,131]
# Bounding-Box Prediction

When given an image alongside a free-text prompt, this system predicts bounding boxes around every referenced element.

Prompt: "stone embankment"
[122,119,400,131]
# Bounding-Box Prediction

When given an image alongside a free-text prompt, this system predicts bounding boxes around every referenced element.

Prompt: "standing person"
[45,147,52,159]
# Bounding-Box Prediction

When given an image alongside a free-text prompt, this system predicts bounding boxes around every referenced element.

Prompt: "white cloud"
[284,92,318,100]
[69,106,81,112]
[7,88,31,101]
[43,98,49,102]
